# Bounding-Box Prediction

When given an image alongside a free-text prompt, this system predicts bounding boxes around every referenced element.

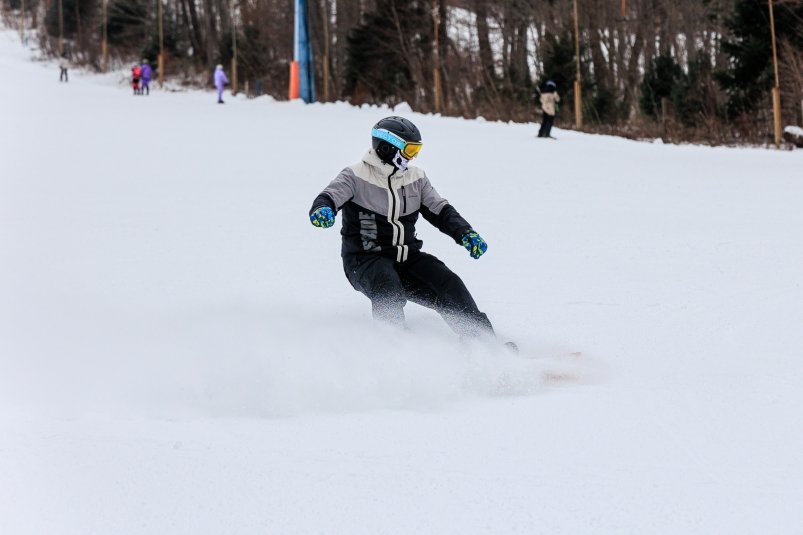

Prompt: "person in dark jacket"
[309,116,497,339]
[537,80,560,138]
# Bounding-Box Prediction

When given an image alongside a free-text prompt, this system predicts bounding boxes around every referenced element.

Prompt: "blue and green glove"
[310,207,335,228]
[461,231,487,259]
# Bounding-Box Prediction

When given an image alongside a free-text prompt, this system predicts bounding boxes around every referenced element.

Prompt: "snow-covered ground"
[2,29,802,534]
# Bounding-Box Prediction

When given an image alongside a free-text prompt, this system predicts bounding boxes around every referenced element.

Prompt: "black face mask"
[377,145,409,171]
[375,141,397,165]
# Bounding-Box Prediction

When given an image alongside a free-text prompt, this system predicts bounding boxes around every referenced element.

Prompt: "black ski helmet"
[371,116,422,165]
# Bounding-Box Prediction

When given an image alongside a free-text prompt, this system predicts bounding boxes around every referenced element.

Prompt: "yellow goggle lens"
[401,142,423,159]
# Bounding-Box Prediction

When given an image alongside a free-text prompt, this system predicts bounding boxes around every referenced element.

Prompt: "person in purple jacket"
[140,60,153,95]
[214,64,229,104]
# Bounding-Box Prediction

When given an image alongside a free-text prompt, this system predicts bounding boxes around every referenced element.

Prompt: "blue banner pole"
[296,0,316,103]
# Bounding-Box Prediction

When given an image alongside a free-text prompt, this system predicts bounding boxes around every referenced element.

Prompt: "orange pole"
[289,61,300,99]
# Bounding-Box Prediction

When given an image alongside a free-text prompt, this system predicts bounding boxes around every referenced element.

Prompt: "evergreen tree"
[105,0,148,50]
[716,0,803,117]
[344,0,432,104]
[539,32,575,97]
[640,55,685,120]
[672,57,722,128]
[218,26,269,85]
[45,0,97,42]
[589,84,618,125]
[535,32,574,117]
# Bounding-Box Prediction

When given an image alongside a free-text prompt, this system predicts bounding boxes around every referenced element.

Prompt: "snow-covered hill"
[2,29,802,534]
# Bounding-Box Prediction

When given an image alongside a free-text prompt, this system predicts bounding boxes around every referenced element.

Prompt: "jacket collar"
[362,149,408,178]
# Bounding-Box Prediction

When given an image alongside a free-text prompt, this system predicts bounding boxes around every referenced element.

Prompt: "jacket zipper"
[387,173,406,261]
[387,174,400,245]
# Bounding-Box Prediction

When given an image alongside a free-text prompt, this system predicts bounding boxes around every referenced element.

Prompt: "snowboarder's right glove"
[310,206,335,228]
[461,231,487,259]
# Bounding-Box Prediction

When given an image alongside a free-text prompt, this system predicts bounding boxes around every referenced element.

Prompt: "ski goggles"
[371,128,423,159]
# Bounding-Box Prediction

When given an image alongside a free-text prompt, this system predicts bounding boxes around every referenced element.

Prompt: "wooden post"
[432,0,443,113]
[158,0,164,87]
[101,0,108,72]
[573,0,583,129]
[19,0,24,43]
[231,0,238,95]
[768,0,782,147]
[772,87,782,145]
[58,0,63,56]
[321,0,330,102]
[231,54,238,95]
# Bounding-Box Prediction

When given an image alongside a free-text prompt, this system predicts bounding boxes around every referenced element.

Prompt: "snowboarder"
[140,60,152,95]
[537,80,560,138]
[131,65,142,95]
[309,116,498,340]
[214,64,228,104]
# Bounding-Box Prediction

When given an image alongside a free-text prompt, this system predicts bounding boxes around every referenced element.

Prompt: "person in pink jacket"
[214,64,229,104]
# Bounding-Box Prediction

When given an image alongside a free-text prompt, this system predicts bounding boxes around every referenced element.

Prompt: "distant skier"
[140,60,152,95]
[537,80,560,138]
[309,116,504,343]
[59,59,68,82]
[214,64,228,104]
[131,64,142,95]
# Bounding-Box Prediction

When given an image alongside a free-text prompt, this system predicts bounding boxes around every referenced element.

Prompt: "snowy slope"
[2,28,802,534]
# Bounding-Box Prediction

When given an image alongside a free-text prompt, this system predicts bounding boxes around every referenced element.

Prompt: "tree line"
[4,0,802,144]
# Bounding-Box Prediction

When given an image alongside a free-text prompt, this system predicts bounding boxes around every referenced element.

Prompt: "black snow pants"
[344,252,494,337]
[538,113,555,137]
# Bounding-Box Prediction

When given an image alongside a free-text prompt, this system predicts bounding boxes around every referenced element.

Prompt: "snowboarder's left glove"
[310,206,335,228]
[461,231,487,259]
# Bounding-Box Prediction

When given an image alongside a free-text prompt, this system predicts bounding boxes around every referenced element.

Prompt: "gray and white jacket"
[310,150,473,263]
